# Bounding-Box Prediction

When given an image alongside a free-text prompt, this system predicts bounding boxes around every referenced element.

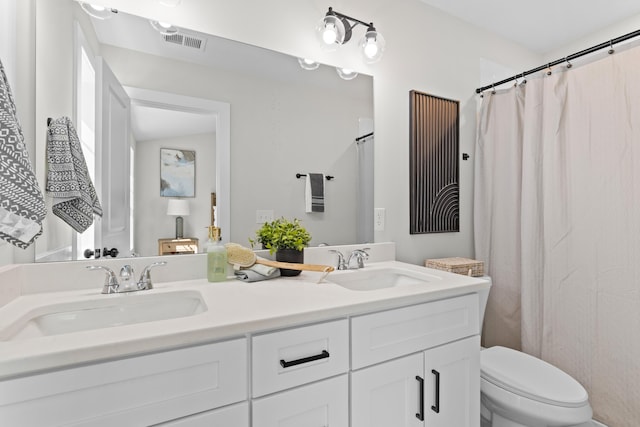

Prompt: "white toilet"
[478,286,593,427]
[480,346,593,427]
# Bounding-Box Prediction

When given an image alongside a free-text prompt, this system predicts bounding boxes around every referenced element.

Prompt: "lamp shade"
[150,20,179,36]
[167,199,190,216]
[79,2,116,20]
[336,67,358,80]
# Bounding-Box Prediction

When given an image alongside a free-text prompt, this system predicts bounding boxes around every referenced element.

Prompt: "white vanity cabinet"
[350,294,481,427]
[0,338,248,427]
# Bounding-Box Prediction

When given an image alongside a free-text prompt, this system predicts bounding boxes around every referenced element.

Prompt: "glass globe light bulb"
[364,38,379,59]
[360,27,386,64]
[322,23,338,45]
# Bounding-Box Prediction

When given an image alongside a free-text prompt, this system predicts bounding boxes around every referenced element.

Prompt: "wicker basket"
[424,257,484,277]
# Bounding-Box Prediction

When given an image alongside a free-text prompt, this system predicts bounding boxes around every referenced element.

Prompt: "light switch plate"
[374,208,385,231]
[256,210,274,224]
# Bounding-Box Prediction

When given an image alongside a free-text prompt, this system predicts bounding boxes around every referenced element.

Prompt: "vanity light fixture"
[79,2,117,20]
[336,67,358,80]
[317,7,386,63]
[150,20,180,36]
[298,58,320,71]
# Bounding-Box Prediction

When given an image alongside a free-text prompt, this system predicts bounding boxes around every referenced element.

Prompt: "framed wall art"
[160,148,196,197]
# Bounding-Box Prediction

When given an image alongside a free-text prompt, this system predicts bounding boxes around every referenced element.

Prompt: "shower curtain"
[475,46,640,426]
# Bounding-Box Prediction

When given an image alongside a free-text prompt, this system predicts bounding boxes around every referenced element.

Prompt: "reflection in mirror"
[34,0,373,262]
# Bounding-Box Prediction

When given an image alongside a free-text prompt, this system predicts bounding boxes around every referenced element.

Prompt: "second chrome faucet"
[330,248,370,270]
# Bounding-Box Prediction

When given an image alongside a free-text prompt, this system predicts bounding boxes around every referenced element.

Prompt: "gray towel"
[305,173,325,213]
[0,58,46,248]
[46,117,102,233]
[234,264,281,282]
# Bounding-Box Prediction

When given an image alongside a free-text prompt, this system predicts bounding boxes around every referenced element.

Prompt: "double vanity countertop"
[0,247,490,381]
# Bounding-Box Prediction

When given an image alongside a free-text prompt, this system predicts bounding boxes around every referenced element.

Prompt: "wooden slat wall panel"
[409,90,459,234]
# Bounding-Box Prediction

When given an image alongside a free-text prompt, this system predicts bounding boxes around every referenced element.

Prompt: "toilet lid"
[481,346,589,408]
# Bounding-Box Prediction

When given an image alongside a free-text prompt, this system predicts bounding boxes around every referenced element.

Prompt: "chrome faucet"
[87,261,167,294]
[347,248,370,269]
[330,248,370,270]
[329,250,348,270]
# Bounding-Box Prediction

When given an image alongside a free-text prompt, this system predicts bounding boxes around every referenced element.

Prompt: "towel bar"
[296,173,334,180]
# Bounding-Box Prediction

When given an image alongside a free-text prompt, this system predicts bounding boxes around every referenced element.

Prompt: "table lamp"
[167,199,190,239]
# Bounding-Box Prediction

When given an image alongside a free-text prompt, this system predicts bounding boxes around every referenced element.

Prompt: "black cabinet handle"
[280,350,330,368]
[415,375,425,420]
[431,369,440,413]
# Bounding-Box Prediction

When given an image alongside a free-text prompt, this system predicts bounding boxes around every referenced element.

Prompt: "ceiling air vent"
[163,33,207,51]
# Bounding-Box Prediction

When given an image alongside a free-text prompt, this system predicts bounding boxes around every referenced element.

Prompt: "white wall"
[134,132,215,256]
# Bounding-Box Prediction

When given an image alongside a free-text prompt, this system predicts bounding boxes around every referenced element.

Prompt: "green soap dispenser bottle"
[206,226,227,282]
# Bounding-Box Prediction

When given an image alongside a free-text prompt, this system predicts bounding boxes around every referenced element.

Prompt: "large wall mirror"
[34,0,374,262]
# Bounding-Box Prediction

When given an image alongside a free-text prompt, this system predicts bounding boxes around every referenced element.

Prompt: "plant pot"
[276,248,303,276]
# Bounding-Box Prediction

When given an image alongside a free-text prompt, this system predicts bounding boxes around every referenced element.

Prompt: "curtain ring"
[565,56,572,68]
[491,83,496,94]
[608,40,615,54]
[546,63,552,76]
[521,72,527,85]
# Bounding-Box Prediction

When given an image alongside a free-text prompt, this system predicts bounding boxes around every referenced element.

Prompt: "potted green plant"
[251,217,311,276]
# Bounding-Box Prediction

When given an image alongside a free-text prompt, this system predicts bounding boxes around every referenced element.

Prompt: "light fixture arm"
[325,7,375,44]
[327,7,371,30]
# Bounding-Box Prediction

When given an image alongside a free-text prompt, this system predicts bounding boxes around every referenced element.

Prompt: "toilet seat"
[481,346,588,408]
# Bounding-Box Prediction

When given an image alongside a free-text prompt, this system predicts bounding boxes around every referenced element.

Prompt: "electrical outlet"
[374,208,385,231]
[256,210,274,224]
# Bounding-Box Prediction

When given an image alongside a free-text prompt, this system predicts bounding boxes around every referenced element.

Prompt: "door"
[95,57,131,257]
[351,353,424,427]
[424,336,480,427]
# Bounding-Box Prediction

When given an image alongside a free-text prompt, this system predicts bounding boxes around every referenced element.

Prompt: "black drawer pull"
[431,369,440,413]
[415,375,425,420]
[280,350,330,368]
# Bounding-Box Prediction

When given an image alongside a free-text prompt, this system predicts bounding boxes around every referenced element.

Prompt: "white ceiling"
[418,0,640,54]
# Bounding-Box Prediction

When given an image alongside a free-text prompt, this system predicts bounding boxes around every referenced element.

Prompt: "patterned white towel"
[0,58,46,248]
[46,117,102,233]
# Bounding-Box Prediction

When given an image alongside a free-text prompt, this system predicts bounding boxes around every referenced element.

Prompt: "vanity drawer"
[157,402,249,426]
[252,319,349,397]
[252,374,348,427]
[0,338,247,427]
[351,293,479,369]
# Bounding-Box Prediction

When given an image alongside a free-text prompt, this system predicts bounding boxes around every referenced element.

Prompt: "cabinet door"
[252,375,348,427]
[424,335,480,427]
[351,353,424,427]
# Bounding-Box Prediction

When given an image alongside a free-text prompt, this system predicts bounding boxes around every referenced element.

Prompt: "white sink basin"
[328,266,441,291]
[3,290,207,341]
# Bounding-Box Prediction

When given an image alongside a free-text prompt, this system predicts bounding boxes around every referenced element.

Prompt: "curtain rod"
[476,28,640,94]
